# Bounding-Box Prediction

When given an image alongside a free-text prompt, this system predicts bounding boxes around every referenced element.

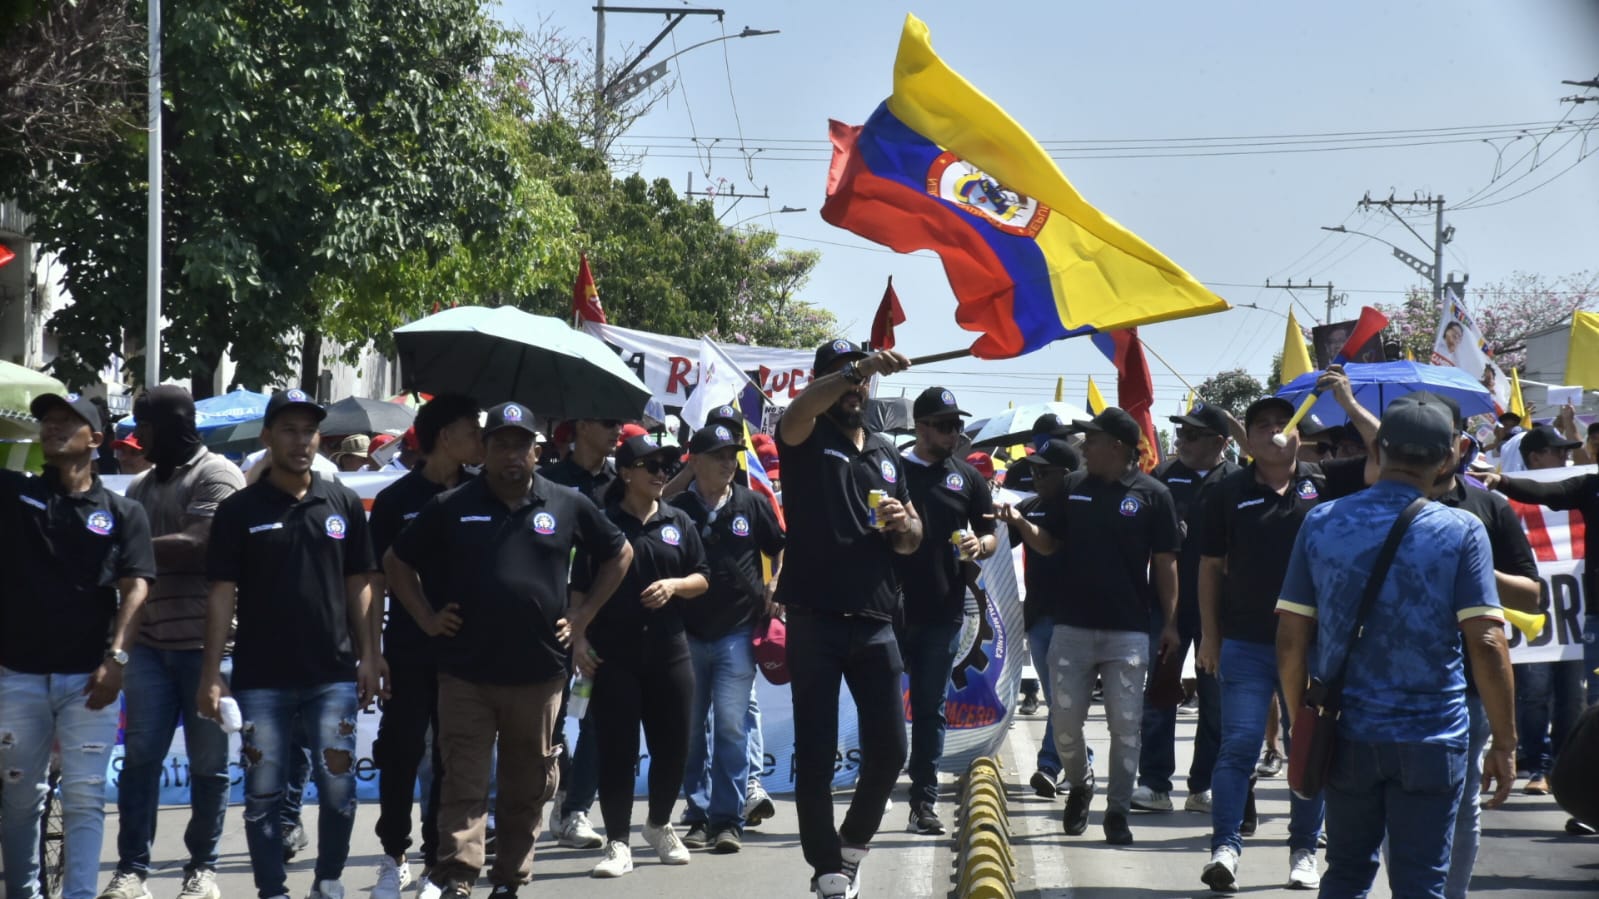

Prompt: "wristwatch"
[106,649,129,666]
[840,361,868,385]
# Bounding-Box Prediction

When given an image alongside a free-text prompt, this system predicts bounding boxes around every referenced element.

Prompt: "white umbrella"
[969,401,1093,448]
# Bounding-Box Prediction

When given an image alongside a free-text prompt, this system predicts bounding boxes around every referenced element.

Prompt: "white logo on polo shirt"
[661,524,682,546]
[879,459,898,484]
[1296,479,1320,500]
[325,514,347,540]
[85,510,115,535]
[1119,497,1141,517]
[944,472,965,491]
[532,511,557,534]
[731,515,751,537]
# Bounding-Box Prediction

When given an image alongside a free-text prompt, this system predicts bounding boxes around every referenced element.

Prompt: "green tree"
[1194,368,1267,420]
[2,0,523,396]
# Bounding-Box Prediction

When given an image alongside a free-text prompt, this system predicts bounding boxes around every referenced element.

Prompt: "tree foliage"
[1377,271,1598,371]
[1195,368,1267,419]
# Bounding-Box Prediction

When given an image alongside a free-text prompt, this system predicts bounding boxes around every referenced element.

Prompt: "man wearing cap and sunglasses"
[1,392,156,899]
[385,402,632,899]
[895,387,996,837]
[777,339,921,899]
[198,390,381,899]
[996,406,1180,847]
[670,424,786,853]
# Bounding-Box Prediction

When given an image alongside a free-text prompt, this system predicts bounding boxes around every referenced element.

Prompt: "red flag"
[0,244,14,268]
[1331,306,1389,365]
[1092,328,1161,473]
[869,277,906,349]
[572,254,606,324]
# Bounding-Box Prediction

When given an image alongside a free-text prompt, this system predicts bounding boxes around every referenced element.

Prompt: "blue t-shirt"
[1276,480,1503,748]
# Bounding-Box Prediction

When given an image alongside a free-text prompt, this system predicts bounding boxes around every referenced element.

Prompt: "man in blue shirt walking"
[1275,395,1517,899]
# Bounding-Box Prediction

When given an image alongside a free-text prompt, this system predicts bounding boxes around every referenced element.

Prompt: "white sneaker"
[840,844,868,898]
[744,783,776,826]
[642,821,691,865]
[1201,846,1239,894]
[177,870,220,899]
[416,872,442,899]
[1287,848,1320,889]
[1129,786,1173,812]
[590,841,633,878]
[374,857,408,899]
[556,811,604,849]
[307,880,345,899]
[98,872,152,899]
[813,873,853,899]
[1184,790,1213,813]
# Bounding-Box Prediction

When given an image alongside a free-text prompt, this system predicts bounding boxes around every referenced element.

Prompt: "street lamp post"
[726,206,806,229]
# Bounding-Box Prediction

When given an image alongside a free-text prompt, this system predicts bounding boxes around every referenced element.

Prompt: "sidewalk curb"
[955,756,1017,899]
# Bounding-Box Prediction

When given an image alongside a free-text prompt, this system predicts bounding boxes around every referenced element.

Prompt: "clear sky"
[497,0,1599,420]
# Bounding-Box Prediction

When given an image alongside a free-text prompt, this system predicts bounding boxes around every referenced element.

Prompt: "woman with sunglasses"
[571,434,710,878]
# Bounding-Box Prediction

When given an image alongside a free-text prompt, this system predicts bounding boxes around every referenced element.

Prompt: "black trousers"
[372,659,444,864]
[786,611,907,877]
[590,636,695,842]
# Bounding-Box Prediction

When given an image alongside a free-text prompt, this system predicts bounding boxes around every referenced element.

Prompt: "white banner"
[1431,289,1511,409]
[581,321,816,412]
[1501,465,1592,664]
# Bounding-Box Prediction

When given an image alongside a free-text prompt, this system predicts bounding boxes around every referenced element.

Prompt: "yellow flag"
[1280,310,1314,387]
[1567,311,1599,389]
[1404,346,1416,362]
[1509,367,1527,419]
[1054,376,1064,403]
[1087,376,1107,415]
[1184,390,1196,413]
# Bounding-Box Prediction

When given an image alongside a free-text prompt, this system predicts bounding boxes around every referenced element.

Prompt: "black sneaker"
[906,802,946,835]
[1063,786,1092,836]
[281,823,309,862]
[1567,817,1598,836]
[681,822,710,849]
[1240,781,1258,837]
[1029,769,1061,799]
[487,886,517,899]
[711,828,743,853]
[1102,811,1133,845]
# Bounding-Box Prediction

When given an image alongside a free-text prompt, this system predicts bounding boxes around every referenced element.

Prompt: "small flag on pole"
[869,277,906,350]
[1087,376,1107,416]
[572,254,606,325]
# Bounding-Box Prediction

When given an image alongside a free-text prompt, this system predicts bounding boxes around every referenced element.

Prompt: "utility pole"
[1356,192,1453,302]
[1560,74,1599,104]
[1262,279,1343,325]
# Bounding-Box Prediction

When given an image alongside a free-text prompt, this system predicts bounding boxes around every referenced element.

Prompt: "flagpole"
[1135,337,1208,401]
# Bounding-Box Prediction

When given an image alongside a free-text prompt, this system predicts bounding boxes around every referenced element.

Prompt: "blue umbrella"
[1274,362,1495,426]
[117,387,271,436]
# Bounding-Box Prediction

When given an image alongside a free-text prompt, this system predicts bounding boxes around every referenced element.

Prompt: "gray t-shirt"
[127,447,246,649]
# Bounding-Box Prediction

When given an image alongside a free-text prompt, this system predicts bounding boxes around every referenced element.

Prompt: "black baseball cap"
[1032,413,1068,435]
[30,392,104,432]
[483,401,539,439]
[1010,436,1082,471]
[1519,425,1581,461]
[706,404,743,431]
[263,388,326,426]
[1409,391,1465,430]
[689,423,742,455]
[1070,407,1142,449]
[1497,411,1523,426]
[1244,395,1296,428]
[913,386,969,420]
[616,434,676,468]
[1377,394,1455,464]
[1169,402,1230,436]
[814,338,869,374]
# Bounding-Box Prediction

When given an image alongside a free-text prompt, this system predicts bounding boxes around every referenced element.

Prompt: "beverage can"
[951,529,973,561]
[867,489,887,528]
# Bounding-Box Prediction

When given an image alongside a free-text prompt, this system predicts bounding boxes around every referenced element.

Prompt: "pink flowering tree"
[1377,271,1598,371]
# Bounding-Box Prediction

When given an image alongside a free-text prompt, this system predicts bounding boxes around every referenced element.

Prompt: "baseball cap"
[111,435,143,452]
[618,423,649,443]
[369,433,398,453]
[1377,394,1455,463]
[331,434,372,462]
[30,392,104,432]
[1010,436,1082,471]
[1518,425,1581,460]
[689,424,743,455]
[965,451,996,479]
[753,617,789,685]
[813,338,868,374]
[1244,395,1296,428]
[1169,402,1230,436]
[913,386,969,420]
[616,434,676,468]
[483,401,539,439]
[706,404,743,431]
[1069,407,1142,449]
[264,389,326,426]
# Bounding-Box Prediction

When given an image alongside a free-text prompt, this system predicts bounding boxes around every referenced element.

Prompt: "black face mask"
[134,386,204,481]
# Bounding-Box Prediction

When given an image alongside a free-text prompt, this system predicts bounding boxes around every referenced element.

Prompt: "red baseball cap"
[401,426,419,451]
[112,435,143,452]
[965,451,995,479]
[753,617,788,685]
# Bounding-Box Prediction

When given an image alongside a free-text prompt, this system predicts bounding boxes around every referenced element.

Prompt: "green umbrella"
[0,361,66,440]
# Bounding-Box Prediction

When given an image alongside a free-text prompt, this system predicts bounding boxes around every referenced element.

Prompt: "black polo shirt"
[370,467,472,663]
[1443,475,1541,695]
[0,468,156,674]
[543,456,618,507]
[1038,468,1180,632]
[775,415,911,619]
[1199,461,1328,645]
[1494,471,1598,598]
[1008,494,1067,630]
[574,502,710,661]
[208,473,376,690]
[1319,455,1370,501]
[1153,457,1242,615]
[896,452,995,625]
[669,482,785,641]
[392,474,625,685]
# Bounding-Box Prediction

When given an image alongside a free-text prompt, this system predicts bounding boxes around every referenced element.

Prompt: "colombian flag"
[822,15,1228,359]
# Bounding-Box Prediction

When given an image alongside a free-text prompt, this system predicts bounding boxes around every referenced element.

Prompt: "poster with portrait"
[1312,319,1388,369]
[1430,290,1510,409]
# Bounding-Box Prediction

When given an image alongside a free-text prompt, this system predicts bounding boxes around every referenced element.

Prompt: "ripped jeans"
[234,682,359,899]
[1048,625,1149,816]
[0,667,120,899]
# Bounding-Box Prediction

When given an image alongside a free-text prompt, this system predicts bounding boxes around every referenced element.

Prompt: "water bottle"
[568,675,593,719]
[218,697,243,734]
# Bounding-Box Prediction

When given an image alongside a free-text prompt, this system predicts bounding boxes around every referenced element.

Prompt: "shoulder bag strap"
[1323,495,1429,703]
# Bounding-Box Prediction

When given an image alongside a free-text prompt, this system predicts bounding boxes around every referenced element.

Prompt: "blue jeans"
[682,630,758,832]
[746,681,765,788]
[1027,617,1061,775]
[1514,659,1585,777]
[1138,616,1220,794]
[1048,625,1146,814]
[116,647,232,876]
[558,713,599,818]
[1446,694,1489,899]
[0,668,121,899]
[279,722,312,830]
[235,682,360,899]
[1210,639,1322,855]
[1322,739,1466,899]
[900,619,964,806]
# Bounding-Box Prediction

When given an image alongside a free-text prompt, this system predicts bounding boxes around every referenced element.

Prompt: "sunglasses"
[920,419,962,434]
[629,458,668,474]
[1177,429,1218,442]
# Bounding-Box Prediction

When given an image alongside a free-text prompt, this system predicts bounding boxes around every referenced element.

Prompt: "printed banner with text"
[581,322,816,418]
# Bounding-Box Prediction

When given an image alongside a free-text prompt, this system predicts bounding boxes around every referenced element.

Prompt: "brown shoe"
[1524,775,1550,795]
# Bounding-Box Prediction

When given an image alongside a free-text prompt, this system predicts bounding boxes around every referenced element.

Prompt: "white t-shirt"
[240,447,339,475]
[1498,432,1526,473]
